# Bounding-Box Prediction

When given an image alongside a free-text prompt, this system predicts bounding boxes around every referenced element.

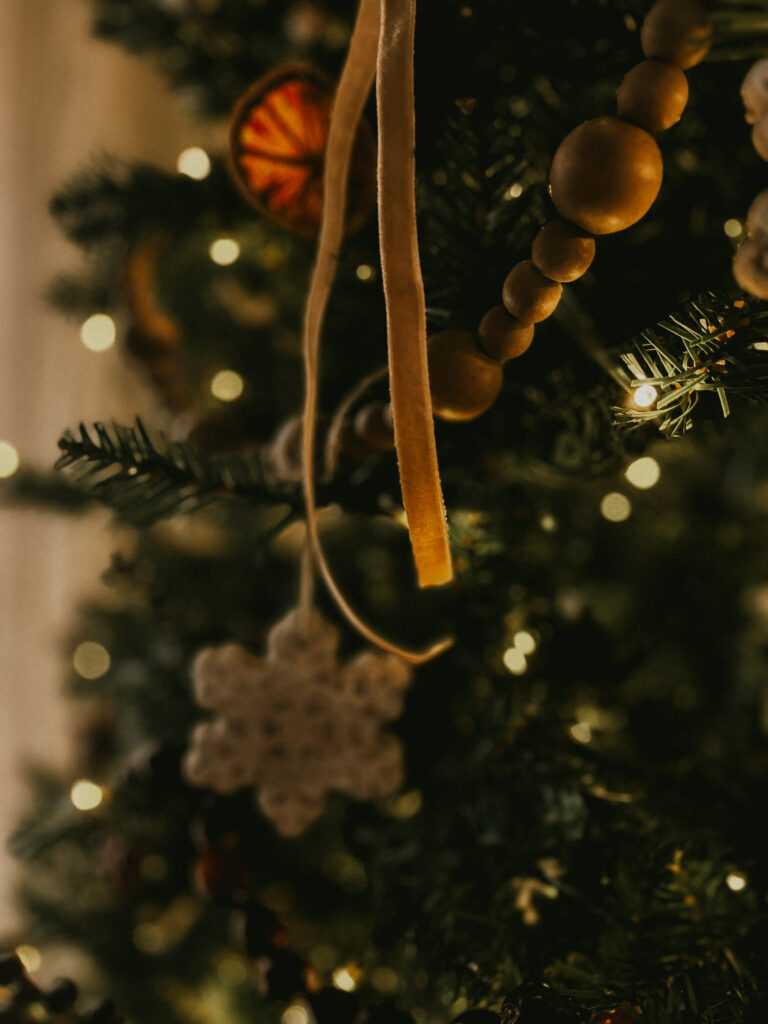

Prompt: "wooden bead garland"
[425,0,708,424]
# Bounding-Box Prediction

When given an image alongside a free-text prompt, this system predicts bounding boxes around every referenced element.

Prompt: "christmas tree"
[4,1,768,1022]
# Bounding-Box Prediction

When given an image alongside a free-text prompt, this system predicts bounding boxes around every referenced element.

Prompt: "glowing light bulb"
[505,182,524,199]
[73,641,111,680]
[80,313,116,352]
[211,369,244,402]
[625,456,660,490]
[600,492,631,523]
[283,1006,310,1024]
[726,872,747,892]
[0,441,20,478]
[332,965,361,992]
[723,218,742,239]
[503,647,527,675]
[513,630,536,655]
[70,779,104,811]
[209,238,240,265]
[632,384,658,410]
[570,722,591,744]
[356,264,375,281]
[540,514,557,533]
[177,146,211,180]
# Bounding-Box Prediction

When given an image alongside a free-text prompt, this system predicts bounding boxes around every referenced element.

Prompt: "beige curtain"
[0,0,223,930]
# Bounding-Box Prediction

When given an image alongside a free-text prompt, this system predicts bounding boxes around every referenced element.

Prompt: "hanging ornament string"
[375,0,453,590]
[301,0,452,664]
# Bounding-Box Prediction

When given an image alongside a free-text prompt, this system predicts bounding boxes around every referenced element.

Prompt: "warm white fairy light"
[625,456,661,490]
[80,313,116,352]
[513,630,536,655]
[723,218,743,239]
[73,640,111,679]
[503,647,527,675]
[211,369,244,401]
[600,492,632,523]
[282,1005,310,1024]
[569,722,592,744]
[70,779,104,811]
[209,237,241,266]
[332,965,361,992]
[0,440,20,478]
[356,264,375,281]
[540,513,557,533]
[505,182,524,199]
[726,871,747,892]
[177,147,211,180]
[632,383,658,410]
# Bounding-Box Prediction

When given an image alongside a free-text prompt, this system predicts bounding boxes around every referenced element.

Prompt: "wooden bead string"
[424,0,711,424]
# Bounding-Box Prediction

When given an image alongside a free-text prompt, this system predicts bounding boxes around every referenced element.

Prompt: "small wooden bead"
[617,59,689,132]
[742,58,768,125]
[549,116,663,235]
[478,305,535,361]
[353,402,394,451]
[733,238,768,298]
[531,219,595,283]
[641,0,711,70]
[427,330,503,422]
[502,261,562,324]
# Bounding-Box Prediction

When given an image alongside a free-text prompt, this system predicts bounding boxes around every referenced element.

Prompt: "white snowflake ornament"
[183,608,412,836]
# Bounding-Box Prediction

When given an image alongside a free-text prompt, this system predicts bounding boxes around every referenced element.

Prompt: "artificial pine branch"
[615,293,768,438]
[56,419,290,525]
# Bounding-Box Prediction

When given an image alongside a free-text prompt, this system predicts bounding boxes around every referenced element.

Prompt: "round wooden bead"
[733,239,768,298]
[531,219,595,283]
[502,260,562,324]
[549,116,663,235]
[353,402,394,451]
[617,59,689,132]
[478,305,534,361]
[640,0,711,70]
[742,58,768,125]
[747,190,768,238]
[427,330,503,422]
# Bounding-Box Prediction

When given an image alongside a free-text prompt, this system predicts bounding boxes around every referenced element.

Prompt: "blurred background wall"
[0,0,220,929]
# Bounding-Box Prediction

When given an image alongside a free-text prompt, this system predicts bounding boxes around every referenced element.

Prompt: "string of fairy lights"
[0,137,755,996]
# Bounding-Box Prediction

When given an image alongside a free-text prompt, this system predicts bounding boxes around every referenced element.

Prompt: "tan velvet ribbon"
[301,0,453,664]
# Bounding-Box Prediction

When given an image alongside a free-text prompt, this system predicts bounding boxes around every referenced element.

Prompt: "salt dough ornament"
[228,64,376,238]
[183,607,412,836]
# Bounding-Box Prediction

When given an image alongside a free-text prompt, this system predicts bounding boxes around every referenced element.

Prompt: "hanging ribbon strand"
[301,0,453,664]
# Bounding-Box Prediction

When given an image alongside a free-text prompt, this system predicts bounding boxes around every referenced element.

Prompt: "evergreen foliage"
[6,2,768,1023]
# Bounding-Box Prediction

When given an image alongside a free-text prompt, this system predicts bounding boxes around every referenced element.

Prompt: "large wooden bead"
[478,305,535,361]
[617,59,689,132]
[641,0,711,70]
[531,219,595,283]
[427,330,503,422]
[742,59,768,126]
[502,260,562,324]
[353,402,394,451]
[549,116,663,235]
[733,239,768,298]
